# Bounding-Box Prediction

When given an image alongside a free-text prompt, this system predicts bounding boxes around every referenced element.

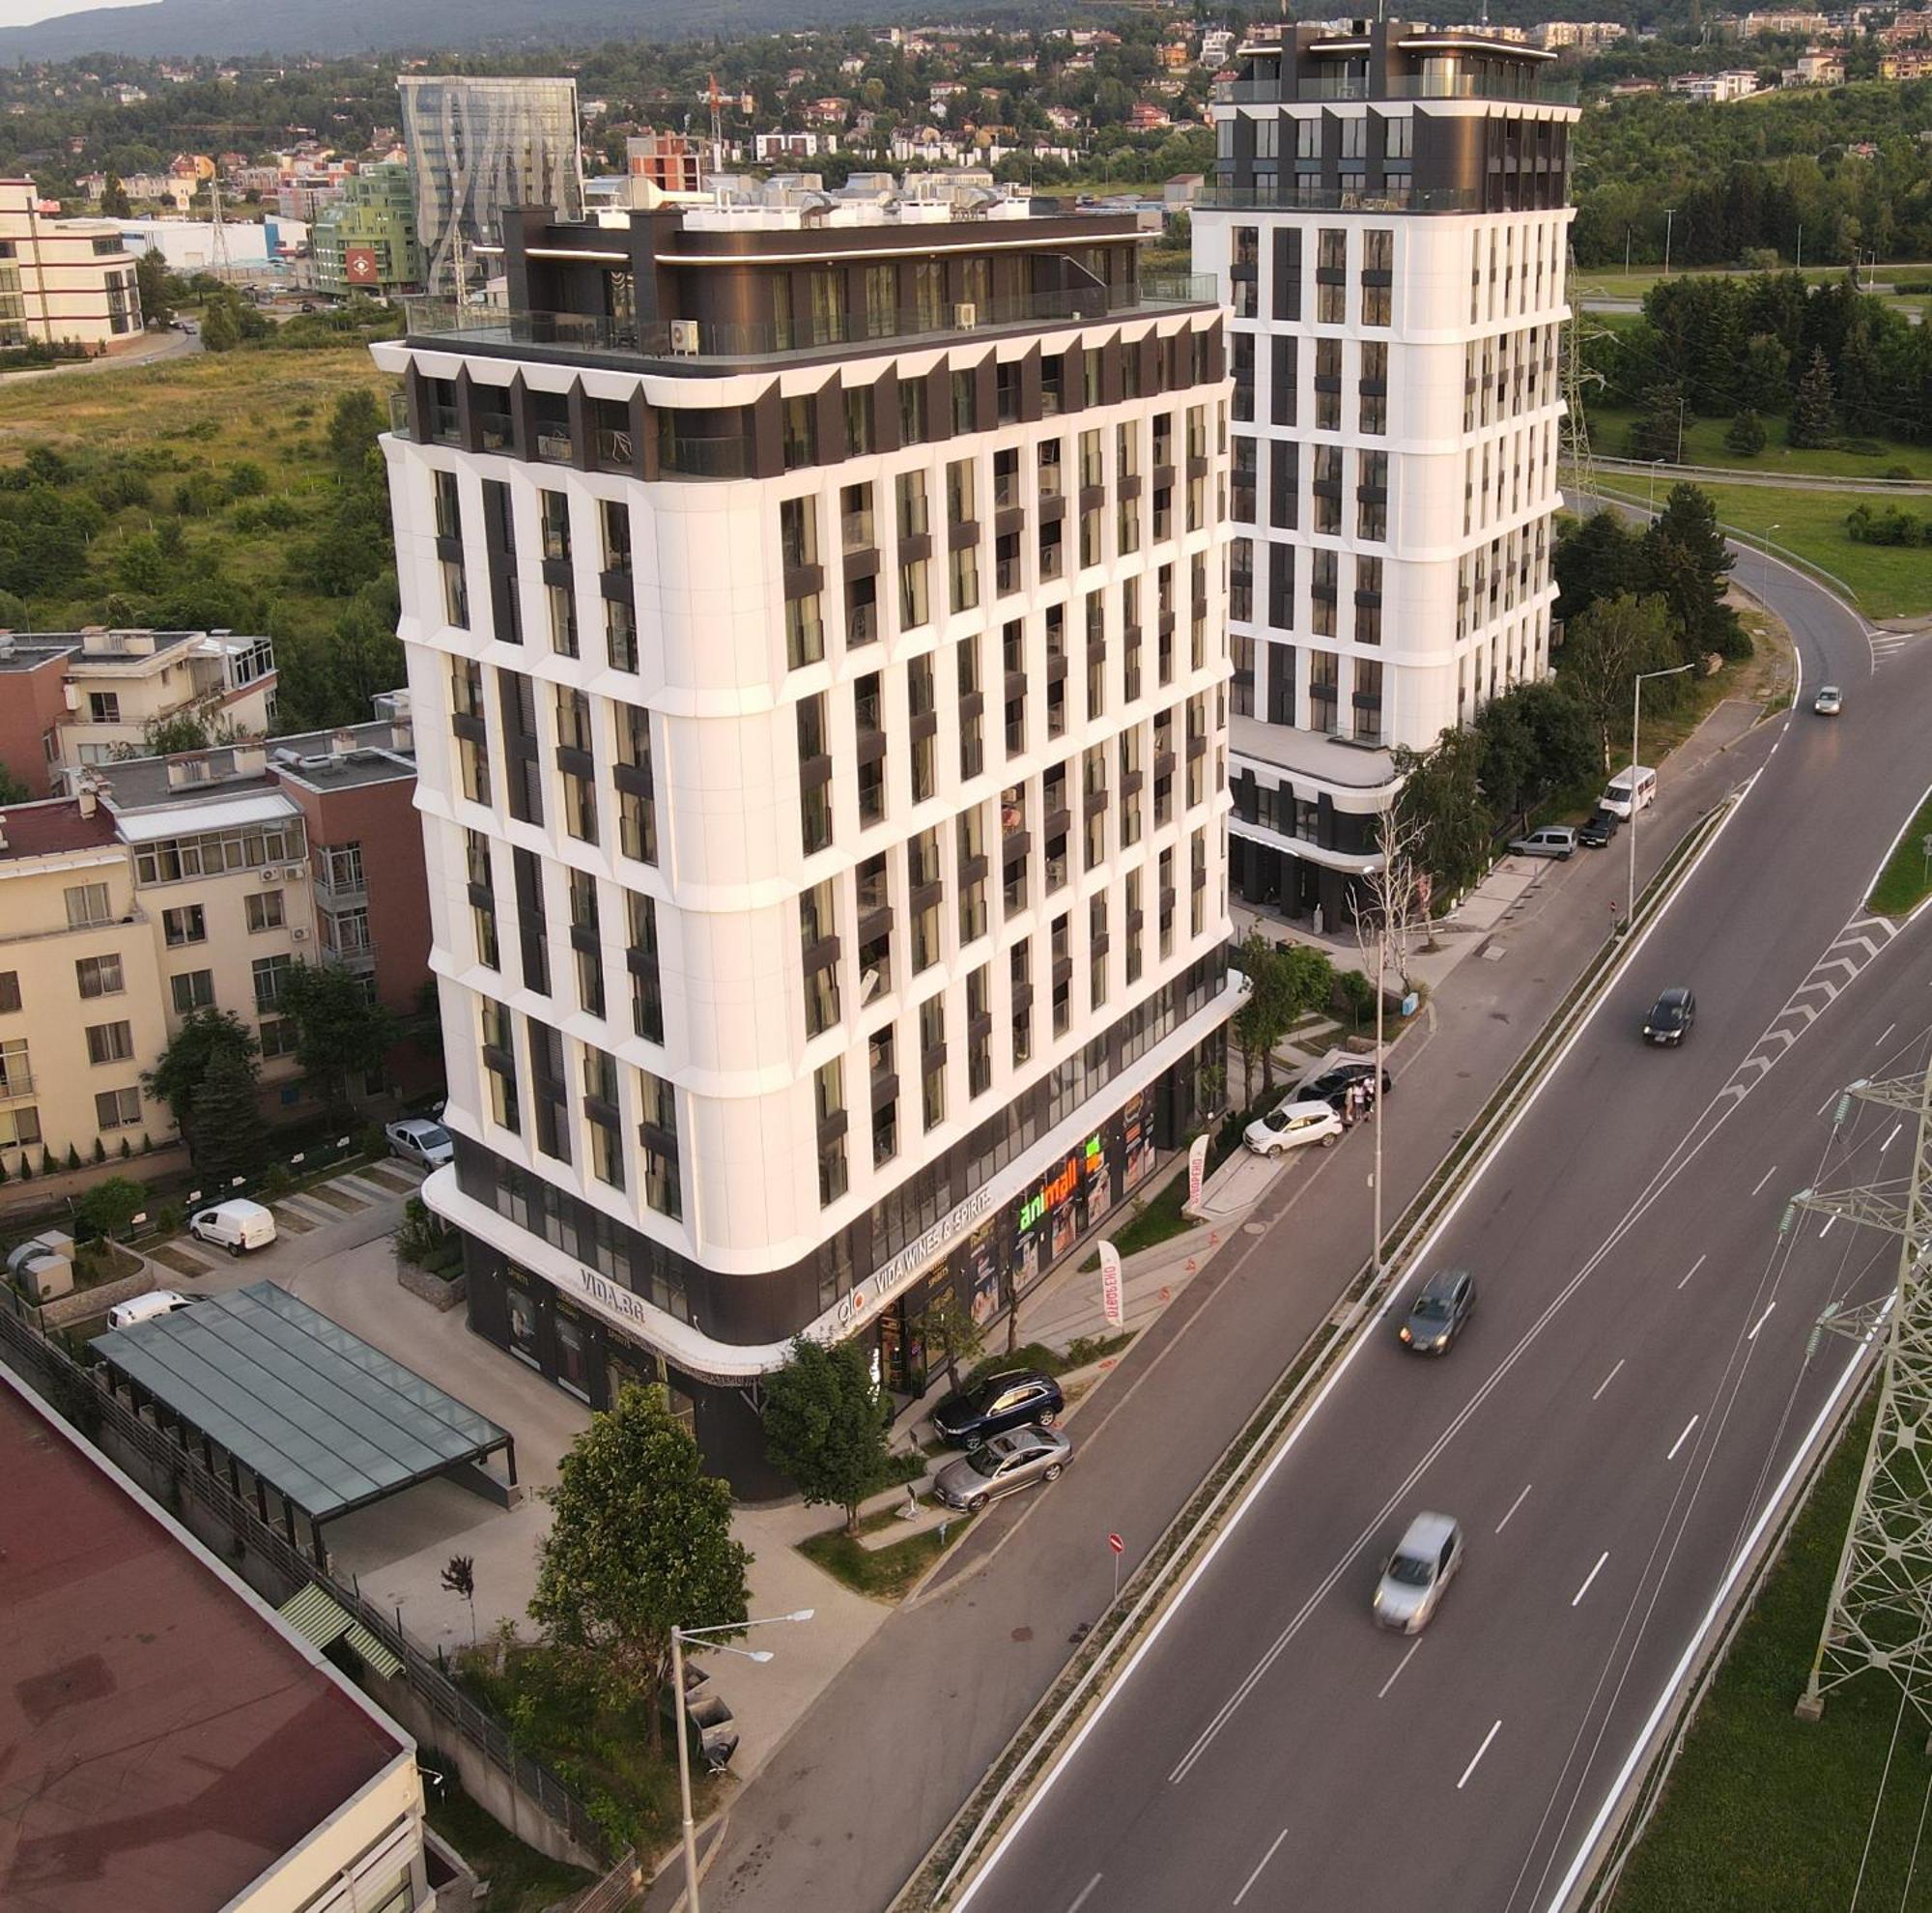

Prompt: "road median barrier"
[895,787,1743,1913]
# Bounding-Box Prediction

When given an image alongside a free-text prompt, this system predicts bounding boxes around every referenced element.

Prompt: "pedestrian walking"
[1342,1087,1356,1130]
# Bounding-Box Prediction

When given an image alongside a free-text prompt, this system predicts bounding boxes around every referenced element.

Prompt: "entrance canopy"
[91,1281,514,1526]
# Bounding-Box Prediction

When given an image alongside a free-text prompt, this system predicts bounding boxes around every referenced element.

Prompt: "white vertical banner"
[1186,1133,1209,1211]
[1098,1239,1124,1330]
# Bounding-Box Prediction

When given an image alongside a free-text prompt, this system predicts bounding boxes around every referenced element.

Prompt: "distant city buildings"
[1668,69,1763,100]
[0,178,142,348]
[397,74,583,300]
[1532,19,1629,49]
[310,161,422,299]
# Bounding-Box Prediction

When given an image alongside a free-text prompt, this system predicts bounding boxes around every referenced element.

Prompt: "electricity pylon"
[1559,243,1602,503]
[1793,1067,1932,1724]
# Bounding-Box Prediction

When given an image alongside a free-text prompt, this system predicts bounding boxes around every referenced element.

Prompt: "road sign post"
[1108,1530,1124,1604]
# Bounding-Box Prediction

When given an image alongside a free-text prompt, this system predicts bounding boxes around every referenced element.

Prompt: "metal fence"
[0,1299,614,1868]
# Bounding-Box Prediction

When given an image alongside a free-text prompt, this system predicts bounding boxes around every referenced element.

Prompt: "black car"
[932,1369,1065,1445]
[1299,1061,1394,1109]
[1643,985,1696,1045]
[1577,809,1621,848]
[1399,1269,1476,1355]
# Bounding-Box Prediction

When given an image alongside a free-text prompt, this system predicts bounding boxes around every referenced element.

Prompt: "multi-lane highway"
[958,557,1932,1912]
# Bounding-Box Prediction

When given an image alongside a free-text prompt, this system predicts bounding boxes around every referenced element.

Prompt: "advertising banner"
[1099,1239,1124,1329]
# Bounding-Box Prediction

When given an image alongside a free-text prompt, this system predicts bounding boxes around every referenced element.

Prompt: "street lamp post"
[671,1610,814,1913]
[1648,459,1666,511]
[1625,662,1698,931]
[1761,523,1780,601]
[1662,208,1677,276]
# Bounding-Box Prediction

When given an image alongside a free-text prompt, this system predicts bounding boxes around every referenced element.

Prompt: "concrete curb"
[893,786,1746,1912]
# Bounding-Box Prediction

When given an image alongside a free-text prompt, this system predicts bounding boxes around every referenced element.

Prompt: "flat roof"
[90,1282,512,1523]
[110,789,299,840]
[0,1365,407,1913]
[0,796,119,864]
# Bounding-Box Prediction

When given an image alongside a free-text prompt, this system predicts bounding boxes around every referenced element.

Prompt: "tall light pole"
[1796,222,1804,271]
[1625,662,1697,931]
[671,1609,814,1913]
[1662,207,1677,276]
[1648,458,1666,511]
[1761,521,1780,600]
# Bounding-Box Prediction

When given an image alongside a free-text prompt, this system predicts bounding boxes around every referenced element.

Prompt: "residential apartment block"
[374,182,1236,1487]
[0,177,143,349]
[311,160,423,299]
[0,626,277,797]
[1198,21,1577,925]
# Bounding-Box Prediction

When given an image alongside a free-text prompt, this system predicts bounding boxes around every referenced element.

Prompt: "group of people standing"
[1339,1077,1378,1129]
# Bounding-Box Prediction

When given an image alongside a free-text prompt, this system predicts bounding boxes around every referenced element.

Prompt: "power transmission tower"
[1560,243,1602,502]
[208,172,232,282]
[1793,1067,1932,1725]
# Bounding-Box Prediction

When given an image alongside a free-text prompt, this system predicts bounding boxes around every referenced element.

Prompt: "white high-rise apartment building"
[1196,21,1577,926]
[374,182,1236,1487]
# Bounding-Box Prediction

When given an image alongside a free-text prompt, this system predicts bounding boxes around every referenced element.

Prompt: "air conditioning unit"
[286,863,307,880]
[291,927,310,941]
[260,869,279,884]
[954,300,979,328]
[668,319,701,356]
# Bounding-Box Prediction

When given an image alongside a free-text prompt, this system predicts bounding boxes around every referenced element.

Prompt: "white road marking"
[1876,1022,1897,1047]
[1591,1358,1626,1402]
[1747,1301,1776,1341]
[1571,1553,1610,1608]
[1497,1483,1533,1534]
[1065,1876,1103,1913]
[1667,1414,1700,1461]
[1459,1721,1503,1790]
[1378,1639,1423,1700]
[1233,1831,1289,1906]
[1750,1165,1777,1197]
[1678,1254,1707,1290]
[1884,1123,1903,1154]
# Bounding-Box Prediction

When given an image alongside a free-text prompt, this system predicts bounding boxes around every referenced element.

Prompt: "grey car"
[1399,1269,1475,1356]
[932,1424,1071,1513]
[1373,1511,1464,1633]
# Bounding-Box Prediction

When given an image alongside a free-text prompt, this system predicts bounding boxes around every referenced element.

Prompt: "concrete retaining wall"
[397,1262,467,1311]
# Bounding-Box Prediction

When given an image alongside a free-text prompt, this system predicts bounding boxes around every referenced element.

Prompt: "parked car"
[1577,809,1620,848]
[1509,826,1577,861]
[1643,985,1697,1046]
[1298,1061,1394,1109]
[187,1198,277,1256]
[1373,1511,1464,1633]
[1814,684,1843,716]
[1243,1099,1345,1156]
[1399,1269,1476,1356]
[385,1117,455,1169]
[932,1369,1065,1446]
[107,1289,197,1330]
[1600,765,1658,819]
[932,1425,1071,1513]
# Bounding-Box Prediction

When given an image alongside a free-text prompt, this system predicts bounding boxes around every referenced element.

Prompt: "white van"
[187,1198,278,1257]
[1600,765,1658,820]
[108,1289,197,1330]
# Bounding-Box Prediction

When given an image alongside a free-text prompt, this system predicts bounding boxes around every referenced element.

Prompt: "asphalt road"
[957,565,1932,1913]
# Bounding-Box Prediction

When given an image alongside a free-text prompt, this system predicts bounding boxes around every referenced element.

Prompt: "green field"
[1574,262,1932,303]
[1585,404,1929,482]
[1869,791,1932,918]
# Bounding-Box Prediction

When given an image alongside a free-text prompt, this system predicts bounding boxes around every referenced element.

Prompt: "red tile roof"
[0,1376,407,1911]
[0,798,119,864]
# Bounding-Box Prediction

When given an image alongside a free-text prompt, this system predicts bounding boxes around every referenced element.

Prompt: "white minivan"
[1600,765,1658,819]
[187,1198,278,1256]
[108,1289,197,1330]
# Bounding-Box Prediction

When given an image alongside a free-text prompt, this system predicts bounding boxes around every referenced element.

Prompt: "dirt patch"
[359,1163,418,1193]
[302,1183,368,1214]
[270,1204,316,1234]
[148,1243,213,1278]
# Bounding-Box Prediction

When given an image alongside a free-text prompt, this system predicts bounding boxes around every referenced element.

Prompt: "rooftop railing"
[1212,71,1578,105]
[1196,184,1480,214]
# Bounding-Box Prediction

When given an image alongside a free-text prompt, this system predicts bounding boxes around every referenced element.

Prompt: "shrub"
[1335,968,1378,1029]
[118,1137,130,1158]
[155,1203,185,1236]
[91,1137,106,1163]
[1846,502,1927,547]
[258,1161,293,1198]
[394,1194,450,1267]
[1884,467,1917,482]
[72,1176,150,1243]
[64,1143,80,1170]
[40,1148,55,1176]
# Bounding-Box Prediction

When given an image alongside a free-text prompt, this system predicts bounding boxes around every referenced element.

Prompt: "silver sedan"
[932,1425,1072,1513]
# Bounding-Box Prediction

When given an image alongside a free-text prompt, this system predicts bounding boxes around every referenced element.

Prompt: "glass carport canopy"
[91,1281,515,1530]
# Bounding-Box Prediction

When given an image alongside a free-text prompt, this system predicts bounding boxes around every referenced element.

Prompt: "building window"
[570,870,605,1020]
[85,1020,133,1066]
[64,882,112,929]
[615,704,659,865]
[481,998,520,1134]
[162,904,207,948]
[540,489,571,561]
[88,691,120,725]
[869,1025,898,1167]
[170,970,215,1014]
[816,1058,848,1207]
[73,954,122,998]
[1317,229,1346,325]
[782,395,816,470]
[583,1047,625,1190]
[245,890,284,933]
[95,1086,142,1130]
[957,635,984,780]
[0,1038,29,1099]
[441,557,469,629]
[260,1017,298,1059]
[801,879,840,1038]
[920,997,946,1131]
[628,890,664,1043]
[252,955,291,1011]
[639,1070,682,1218]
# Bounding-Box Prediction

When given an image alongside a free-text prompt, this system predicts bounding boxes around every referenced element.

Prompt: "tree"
[1644,484,1745,661]
[529,1384,750,1757]
[1353,804,1430,994]
[923,1291,984,1400]
[1625,381,1687,465]
[762,1336,894,1537]
[277,961,395,1118]
[1553,509,1646,624]
[1553,592,1683,771]
[191,1042,268,1185]
[1789,344,1836,447]
[143,1009,257,1163]
[440,1554,478,1644]
[1391,728,1493,899]
[72,1175,149,1242]
[0,762,32,805]
[199,295,240,353]
[1724,408,1767,457]
[101,173,132,218]
[326,387,384,474]
[134,250,172,328]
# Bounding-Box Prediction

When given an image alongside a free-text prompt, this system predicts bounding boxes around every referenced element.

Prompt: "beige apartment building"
[0,177,143,348]
[0,627,278,798]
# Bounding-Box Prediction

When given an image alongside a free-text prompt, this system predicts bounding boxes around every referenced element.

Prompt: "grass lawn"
[1592,477,1932,621]
[1605,1393,1932,1913]
[1868,791,1932,918]
[425,1778,596,1913]
[800,1513,967,1601]
[1585,403,1929,483]
[1573,263,1932,302]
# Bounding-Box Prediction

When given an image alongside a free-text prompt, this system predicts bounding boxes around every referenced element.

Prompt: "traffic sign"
[1107,1532,1124,1554]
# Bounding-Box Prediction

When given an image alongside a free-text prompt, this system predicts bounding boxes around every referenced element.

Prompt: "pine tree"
[1626,382,1688,465]
[1724,408,1767,457]
[190,1043,268,1186]
[1789,346,1836,449]
[1645,484,1746,662]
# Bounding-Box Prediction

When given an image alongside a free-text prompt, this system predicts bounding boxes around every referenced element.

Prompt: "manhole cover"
[1011,1625,1034,1643]
[1243,1223,1265,1237]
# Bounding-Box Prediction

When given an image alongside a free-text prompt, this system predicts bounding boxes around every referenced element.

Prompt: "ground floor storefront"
[1230,832,1364,934]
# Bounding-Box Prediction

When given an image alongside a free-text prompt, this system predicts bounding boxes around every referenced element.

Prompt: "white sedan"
[1243,1099,1345,1156]
[384,1117,454,1169]
[1813,684,1842,716]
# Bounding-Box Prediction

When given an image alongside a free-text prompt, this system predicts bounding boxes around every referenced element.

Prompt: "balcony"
[1197,184,1479,214]
[401,275,1220,370]
[1213,71,1577,106]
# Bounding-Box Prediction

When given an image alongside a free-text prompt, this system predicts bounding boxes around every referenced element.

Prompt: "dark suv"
[1577,809,1620,848]
[932,1369,1065,1446]
[1399,1269,1476,1355]
[1299,1061,1394,1109]
[1643,986,1696,1046]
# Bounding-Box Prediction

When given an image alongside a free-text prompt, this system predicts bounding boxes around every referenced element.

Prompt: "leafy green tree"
[325,388,384,474]
[73,1176,149,1242]
[142,1010,258,1163]
[1509,678,1599,807]
[1625,381,1687,465]
[199,296,240,353]
[1553,510,1646,624]
[1788,345,1836,448]
[134,250,172,328]
[190,1042,268,1185]
[101,173,132,218]
[1392,728,1493,899]
[529,1384,750,1757]
[1724,408,1767,457]
[0,485,105,597]
[1554,593,1684,772]
[0,762,32,805]
[1644,484,1745,661]
[923,1291,985,1399]
[278,961,395,1119]
[1474,694,1539,831]
[763,1336,894,1536]
[1738,332,1790,414]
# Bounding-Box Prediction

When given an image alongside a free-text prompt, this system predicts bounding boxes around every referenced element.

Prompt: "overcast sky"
[0,0,160,25]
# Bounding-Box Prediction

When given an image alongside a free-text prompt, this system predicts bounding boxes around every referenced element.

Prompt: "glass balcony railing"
[1213,71,1577,105]
[1198,183,1480,213]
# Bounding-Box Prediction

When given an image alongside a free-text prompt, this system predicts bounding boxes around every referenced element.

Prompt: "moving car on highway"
[1373,1512,1464,1633]
[932,1369,1064,1445]
[1814,684,1842,715]
[1642,986,1697,1046]
[1399,1269,1476,1355]
[932,1425,1071,1513]
[1244,1099,1344,1156]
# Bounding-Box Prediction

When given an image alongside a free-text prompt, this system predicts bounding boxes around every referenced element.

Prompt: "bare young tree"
[1350,803,1430,994]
